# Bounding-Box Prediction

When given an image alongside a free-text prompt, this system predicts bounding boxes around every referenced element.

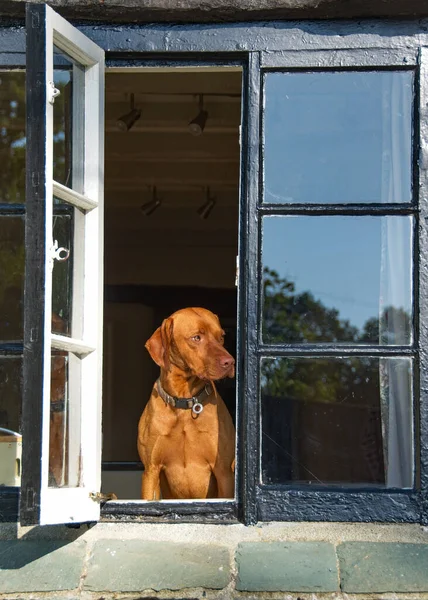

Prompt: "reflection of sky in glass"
[264,71,413,204]
[262,215,412,332]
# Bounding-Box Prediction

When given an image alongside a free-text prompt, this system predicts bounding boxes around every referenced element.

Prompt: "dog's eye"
[192,335,201,342]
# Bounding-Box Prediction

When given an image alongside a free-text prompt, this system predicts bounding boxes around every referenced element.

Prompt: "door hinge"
[90,491,117,503]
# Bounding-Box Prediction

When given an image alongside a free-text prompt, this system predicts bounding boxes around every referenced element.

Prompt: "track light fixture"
[197,187,216,220]
[188,94,208,136]
[141,186,162,216]
[117,93,141,132]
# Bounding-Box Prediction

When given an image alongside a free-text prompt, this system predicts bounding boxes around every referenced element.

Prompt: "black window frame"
[254,62,421,523]
[0,15,427,526]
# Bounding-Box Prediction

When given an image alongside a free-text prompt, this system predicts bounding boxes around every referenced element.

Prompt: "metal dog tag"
[192,402,204,415]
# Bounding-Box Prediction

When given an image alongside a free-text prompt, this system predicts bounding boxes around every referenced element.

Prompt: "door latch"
[48,81,61,105]
[50,239,70,269]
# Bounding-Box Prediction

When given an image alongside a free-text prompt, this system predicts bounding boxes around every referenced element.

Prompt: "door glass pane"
[0,216,24,341]
[0,357,22,487]
[49,352,81,487]
[0,71,26,204]
[53,48,73,187]
[52,200,74,337]
[263,71,413,204]
[261,357,413,488]
[262,216,413,345]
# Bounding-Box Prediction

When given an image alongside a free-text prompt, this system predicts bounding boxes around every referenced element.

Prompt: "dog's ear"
[145,317,173,370]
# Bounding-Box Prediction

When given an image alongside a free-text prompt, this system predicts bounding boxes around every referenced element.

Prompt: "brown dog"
[137,307,235,500]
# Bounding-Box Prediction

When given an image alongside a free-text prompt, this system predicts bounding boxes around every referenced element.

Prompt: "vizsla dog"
[137,307,235,500]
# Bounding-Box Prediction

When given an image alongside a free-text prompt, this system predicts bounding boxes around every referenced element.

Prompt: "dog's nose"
[220,355,235,369]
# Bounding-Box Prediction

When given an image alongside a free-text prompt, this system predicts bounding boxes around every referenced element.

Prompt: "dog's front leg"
[214,465,235,499]
[141,467,161,500]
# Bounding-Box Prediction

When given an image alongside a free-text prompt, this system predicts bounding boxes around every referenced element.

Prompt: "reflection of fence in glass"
[261,357,413,488]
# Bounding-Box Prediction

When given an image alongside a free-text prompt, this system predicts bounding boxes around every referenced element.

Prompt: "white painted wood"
[50,334,95,356]
[53,181,98,211]
[40,487,101,525]
[47,6,104,67]
[39,5,105,526]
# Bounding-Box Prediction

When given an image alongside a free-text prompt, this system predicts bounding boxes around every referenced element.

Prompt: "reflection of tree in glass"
[261,267,411,402]
[52,79,71,185]
[0,73,70,340]
[263,267,358,344]
[0,219,24,340]
[0,72,70,203]
[0,73,26,203]
[360,306,411,345]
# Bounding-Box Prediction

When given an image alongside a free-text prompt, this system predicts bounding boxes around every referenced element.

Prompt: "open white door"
[21,3,104,525]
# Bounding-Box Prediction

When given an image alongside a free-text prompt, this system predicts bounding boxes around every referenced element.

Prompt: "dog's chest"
[160,408,219,465]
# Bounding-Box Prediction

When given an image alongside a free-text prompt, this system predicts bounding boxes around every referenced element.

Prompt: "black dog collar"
[156,379,213,415]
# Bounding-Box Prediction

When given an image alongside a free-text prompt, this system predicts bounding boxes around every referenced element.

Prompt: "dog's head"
[145,307,235,381]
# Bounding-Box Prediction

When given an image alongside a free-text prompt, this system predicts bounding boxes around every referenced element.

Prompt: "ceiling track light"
[188,94,208,137]
[197,187,216,220]
[117,93,141,132]
[141,186,162,216]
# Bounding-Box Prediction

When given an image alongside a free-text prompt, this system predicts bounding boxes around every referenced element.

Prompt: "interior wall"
[102,303,157,462]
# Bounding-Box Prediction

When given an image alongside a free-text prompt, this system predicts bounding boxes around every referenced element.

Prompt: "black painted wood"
[0,203,25,215]
[4,21,428,58]
[260,203,415,216]
[258,488,421,522]
[0,343,23,355]
[258,345,416,357]
[253,43,423,524]
[20,2,48,526]
[261,48,419,69]
[418,48,428,526]
[80,21,428,55]
[0,488,19,523]
[101,500,237,523]
[238,51,261,525]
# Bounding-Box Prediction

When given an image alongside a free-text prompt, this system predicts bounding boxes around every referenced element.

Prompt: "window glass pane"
[0,356,22,487]
[261,357,413,488]
[49,352,81,487]
[262,216,413,345]
[264,71,413,204]
[0,72,25,204]
[0,216,24,342]
[53,48,73,187]
[52,200,74,337]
